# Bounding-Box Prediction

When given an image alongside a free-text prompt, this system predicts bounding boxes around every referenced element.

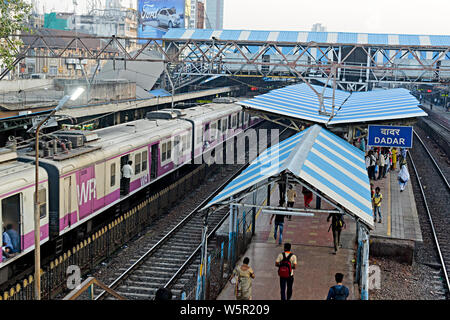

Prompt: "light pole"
[33,87,84,300]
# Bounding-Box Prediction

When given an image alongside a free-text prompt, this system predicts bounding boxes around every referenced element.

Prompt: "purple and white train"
[0,101,261,274]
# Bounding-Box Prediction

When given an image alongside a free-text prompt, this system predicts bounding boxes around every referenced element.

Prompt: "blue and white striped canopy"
[239,83,427,125]
[204,124,374,228]
[164,29,450,48]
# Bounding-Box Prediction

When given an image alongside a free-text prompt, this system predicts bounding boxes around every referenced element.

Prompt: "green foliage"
[0,0,33,71]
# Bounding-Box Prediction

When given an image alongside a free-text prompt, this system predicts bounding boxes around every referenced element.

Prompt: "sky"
[36,0,450,35]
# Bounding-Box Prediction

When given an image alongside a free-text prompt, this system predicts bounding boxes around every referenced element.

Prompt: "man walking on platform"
[326,273,349,300]
[275,243,297,300]
[286,185,296,220]
[270,213,285,245]
[327,212,345,254]
[372,187,383,223]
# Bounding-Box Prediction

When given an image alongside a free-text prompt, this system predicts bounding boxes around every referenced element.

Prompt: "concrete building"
[187,0,205,29]
[205,0,223,29]
[311,23,327,32]
[18,28,118,79]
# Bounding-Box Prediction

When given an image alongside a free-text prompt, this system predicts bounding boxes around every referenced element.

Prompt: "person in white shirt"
[121,160,133,195]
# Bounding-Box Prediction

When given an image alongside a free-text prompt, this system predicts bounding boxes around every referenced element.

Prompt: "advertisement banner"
[137,0,185,40]
[367,125,413,148]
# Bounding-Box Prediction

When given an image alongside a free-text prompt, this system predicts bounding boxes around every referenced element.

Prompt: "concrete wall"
[0,79,54,93]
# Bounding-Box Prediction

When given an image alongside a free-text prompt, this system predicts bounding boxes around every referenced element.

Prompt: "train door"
[1,193,22,253]
[63,176,72,227]
[150,144,158,179]
[120,155,129,195]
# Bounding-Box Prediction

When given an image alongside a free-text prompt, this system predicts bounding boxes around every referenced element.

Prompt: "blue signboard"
[368,125,413,148]
[137,0,185,41]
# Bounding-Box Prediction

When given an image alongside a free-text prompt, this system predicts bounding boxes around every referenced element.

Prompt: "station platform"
[370,167,422,243]
[217,183,358,300]
[216,164,422,300]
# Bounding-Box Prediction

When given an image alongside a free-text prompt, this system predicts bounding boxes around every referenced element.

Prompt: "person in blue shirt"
[2,230,13,252]
[5,224,20,253]
[327,273,349,300]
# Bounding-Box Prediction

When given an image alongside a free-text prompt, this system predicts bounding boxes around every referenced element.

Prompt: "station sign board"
[367,125,413,148]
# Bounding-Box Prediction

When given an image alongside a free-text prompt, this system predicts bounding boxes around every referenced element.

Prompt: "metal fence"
[0,165,207,300]
[175,203,255,300]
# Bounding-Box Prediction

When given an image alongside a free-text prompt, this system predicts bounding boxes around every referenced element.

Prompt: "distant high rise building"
[205,0,223,29]
[188,0,205,29]
[311,23,327,32]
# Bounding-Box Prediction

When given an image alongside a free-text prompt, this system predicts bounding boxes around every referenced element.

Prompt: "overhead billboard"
[137,0,185,40]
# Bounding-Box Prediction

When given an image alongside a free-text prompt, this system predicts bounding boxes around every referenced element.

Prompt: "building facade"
[205,0,223,29]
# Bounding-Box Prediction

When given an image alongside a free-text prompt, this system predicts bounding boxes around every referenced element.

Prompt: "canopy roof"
[164,29,450,48]
[204,124,374,228]
[238,83,427,125]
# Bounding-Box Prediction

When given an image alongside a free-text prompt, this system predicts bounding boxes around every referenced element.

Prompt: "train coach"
[0,150,50,279]
[0,101,260,281]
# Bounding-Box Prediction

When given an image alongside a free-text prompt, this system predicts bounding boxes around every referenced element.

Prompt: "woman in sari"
[398,162,410,192]
[233,257,255,300]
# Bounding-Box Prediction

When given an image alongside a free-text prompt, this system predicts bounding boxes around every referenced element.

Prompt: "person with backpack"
[275,243,297,300]
[232,257,255,300]
[327,212,345,254]
[326,273,349,300]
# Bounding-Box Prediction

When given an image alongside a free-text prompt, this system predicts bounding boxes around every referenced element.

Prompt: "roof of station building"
[163,28,450,47]
[203,124,374,229]
[238,83,427,125]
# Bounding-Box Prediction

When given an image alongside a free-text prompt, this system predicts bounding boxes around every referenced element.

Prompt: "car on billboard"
[156,7,182,28]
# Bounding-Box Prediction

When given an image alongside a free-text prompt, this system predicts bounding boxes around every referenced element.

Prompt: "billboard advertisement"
[137,0,186,39]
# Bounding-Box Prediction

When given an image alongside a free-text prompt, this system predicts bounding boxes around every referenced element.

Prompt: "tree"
[0,0,33,71]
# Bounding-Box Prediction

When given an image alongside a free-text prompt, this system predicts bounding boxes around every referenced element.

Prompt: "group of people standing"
[366,146,411,223]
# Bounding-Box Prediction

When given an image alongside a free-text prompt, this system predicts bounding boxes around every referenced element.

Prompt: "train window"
[33,189,46,219]
[166,141,172,160]
[142,150,148,171]
[135,153,141,174]
[232,114,237,128]
[217,119,222,132]
[182,135,188,152]
[162,143,167,162]
[110,163,116,186]
[210,122,217,141]
[222,118,227,133]
[196,127,202,144]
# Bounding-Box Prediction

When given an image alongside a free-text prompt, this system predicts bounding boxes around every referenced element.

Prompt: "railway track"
[93,125,292,300]
[409,129,450,299]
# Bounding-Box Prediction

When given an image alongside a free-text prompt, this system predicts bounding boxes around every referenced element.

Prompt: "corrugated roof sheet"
[204,124,374,228]
[164,28,450,47]
[238,83,427,125]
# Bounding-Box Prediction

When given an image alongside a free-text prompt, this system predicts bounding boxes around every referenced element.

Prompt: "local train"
[0,101,261,277]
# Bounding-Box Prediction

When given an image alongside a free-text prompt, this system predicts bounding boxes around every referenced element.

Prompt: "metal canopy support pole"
[227,196,234,271]
[196,210,209,300]
[251,190,257,235]
[360,224,370,300]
